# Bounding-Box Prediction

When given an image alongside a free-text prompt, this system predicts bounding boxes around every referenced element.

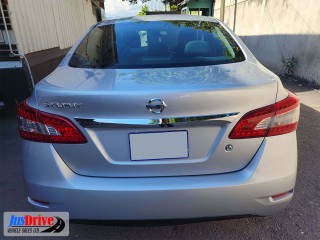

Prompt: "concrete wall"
[214,0,320,84]
[8,0,97,55]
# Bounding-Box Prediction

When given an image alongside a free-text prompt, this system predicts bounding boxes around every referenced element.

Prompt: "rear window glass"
[69,20,245,69]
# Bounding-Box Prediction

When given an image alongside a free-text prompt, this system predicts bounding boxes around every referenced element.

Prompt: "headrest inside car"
[184,40,210,56]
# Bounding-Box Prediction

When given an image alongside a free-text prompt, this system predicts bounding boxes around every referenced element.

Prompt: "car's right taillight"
[17,100,87,143]
[229,92,300,139]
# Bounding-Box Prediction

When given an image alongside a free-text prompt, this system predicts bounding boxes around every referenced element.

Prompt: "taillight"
[229,92,299,139]
[17,100,87,143]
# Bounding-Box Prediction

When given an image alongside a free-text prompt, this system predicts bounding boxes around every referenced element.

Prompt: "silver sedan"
[17,15,299,220]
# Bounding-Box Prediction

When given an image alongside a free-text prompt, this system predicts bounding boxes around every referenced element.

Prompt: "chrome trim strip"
[76,112,239,128]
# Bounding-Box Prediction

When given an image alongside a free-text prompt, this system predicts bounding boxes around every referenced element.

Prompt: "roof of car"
[98,14,219,26]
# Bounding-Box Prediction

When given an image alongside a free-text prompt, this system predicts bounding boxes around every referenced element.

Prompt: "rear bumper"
[23,132,297,220]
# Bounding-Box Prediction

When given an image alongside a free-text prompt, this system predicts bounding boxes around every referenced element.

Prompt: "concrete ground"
[281,76,320,113]
[0,80,319,239]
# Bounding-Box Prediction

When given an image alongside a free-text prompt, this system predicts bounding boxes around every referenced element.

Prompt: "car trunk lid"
[33,61,278,177]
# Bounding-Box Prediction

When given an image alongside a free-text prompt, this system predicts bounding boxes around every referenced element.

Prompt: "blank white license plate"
[129,131,189,161]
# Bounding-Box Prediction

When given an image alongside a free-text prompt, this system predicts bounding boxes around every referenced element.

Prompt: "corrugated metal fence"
[8,0,97,54]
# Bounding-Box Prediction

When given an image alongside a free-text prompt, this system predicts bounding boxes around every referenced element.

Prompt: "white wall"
[214,0,320,84]
[8,0,97,54]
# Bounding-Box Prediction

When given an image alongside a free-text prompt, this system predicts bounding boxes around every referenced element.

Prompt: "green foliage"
[137,5,149,16]
[123,0,179,6]
[123,0,149,4]
[283,56,297,76]
[166,21,216,33]
[169,5,178,11]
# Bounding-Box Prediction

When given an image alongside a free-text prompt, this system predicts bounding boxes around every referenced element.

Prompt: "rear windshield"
[69,20,245,69]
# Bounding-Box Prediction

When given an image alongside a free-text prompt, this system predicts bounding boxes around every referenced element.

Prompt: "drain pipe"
[233,0,237,32]
[10,52,35,89]
[0,2,35,88]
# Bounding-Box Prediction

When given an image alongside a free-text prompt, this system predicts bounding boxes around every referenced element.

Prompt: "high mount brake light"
[229,93,299,139]
[17,100,87,143]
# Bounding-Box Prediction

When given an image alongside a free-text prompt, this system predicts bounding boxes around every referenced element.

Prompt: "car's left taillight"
[17,100,87,143]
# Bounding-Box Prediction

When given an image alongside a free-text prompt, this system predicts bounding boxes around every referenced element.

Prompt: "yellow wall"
[8,0,97,54]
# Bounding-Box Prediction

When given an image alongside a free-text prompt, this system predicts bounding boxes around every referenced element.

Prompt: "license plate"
[129,131,189,161]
